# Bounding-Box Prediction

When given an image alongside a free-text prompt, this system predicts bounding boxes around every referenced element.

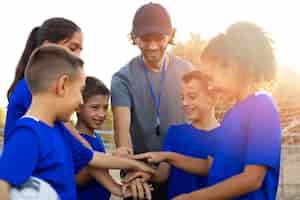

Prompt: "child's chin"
[186,116,195,122]
[92,124,102,130]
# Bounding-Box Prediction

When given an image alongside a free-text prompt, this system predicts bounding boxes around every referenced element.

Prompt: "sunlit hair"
[201,21,277,90]
[182,70,212,96]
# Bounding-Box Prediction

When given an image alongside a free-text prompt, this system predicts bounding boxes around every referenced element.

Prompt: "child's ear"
[55,75,70,96]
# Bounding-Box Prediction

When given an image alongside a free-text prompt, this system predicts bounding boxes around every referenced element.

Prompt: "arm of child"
[65,127,154,176]
[151,162,171,182]
[167,152,211,176]
[123,162,171,183]
[76,163,126,197]
[133,152,211,176]
[0,180,11,200]
[75,158,124,197]
[173,165,267,200]
[64,123,94,185]
[88,167,124,197]
[64,122,92,149]
[76,167,92,186]
[89,152,155,174]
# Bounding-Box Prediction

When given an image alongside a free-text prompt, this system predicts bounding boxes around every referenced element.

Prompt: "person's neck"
[236,84,256,103]
[26,94,57,127]
[143,54,169,73]
[191,108,219,131]
[76,121,94,136]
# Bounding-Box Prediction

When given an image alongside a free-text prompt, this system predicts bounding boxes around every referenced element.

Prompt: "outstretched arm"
[0,180,10,200]
[89,152,155,174]
[133,152,211,176]
[89,168,123,197]
[173,165,267,200]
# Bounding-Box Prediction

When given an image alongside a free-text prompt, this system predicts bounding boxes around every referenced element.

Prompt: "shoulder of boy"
[6,117,41,144]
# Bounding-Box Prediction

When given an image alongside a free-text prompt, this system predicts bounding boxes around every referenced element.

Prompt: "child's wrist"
[165,152,173,162]
[110,183,123,197]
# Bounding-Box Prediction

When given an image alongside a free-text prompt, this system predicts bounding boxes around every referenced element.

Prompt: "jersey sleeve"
[62,125,94,173]
[0,127,39,186]
[4,79,32,141]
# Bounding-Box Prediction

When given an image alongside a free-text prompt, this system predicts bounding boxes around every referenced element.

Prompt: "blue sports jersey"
[0,117,93,200]
[4,79,32,141]
[208,93,281,200]
[163,124,217,199]
[77,133,111,200]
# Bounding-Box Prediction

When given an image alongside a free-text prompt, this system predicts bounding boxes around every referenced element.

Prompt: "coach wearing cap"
[111,3,192,199]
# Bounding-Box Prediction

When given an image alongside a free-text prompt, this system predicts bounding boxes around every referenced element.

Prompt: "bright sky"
[0,0,299,106]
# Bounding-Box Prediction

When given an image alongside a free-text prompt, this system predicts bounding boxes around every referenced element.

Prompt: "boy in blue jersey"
[76,76,123,199]
[0,45,155,200]
[127,71,219,199]
[170,22,281,200]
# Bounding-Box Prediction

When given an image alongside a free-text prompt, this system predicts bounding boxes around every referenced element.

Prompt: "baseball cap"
[132,3,172,37]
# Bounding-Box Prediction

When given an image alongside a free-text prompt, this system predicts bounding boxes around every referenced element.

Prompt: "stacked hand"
[122,174,153,200]
[113,147,133,158]
[114,148,156,200]
[132,152,168,164]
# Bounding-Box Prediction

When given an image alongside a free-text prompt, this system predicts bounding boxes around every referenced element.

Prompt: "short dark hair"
[201,21,277,87]
[25,44,84,94]
[82,76,110,103]
[182,70,211,94]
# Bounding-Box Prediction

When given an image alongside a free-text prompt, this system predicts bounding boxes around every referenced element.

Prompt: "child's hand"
[121,183,132,198]
[122,179,153,200]
[133,152,168,164]
[113,147,133,158]
[122,171,152,183]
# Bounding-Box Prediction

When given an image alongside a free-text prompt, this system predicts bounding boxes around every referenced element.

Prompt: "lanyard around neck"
[141,56,167,126]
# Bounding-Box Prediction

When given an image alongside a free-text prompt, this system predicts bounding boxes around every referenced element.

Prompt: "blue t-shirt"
[77,133,111,200]
[163,124,216,200]
[208,93,281,200]
[0,117,93,200]
[4,79,32,141]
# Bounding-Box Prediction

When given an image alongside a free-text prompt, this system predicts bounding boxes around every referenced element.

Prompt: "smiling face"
[181,78,214,123]
[135,33,170,69]
[78,94,109,132]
